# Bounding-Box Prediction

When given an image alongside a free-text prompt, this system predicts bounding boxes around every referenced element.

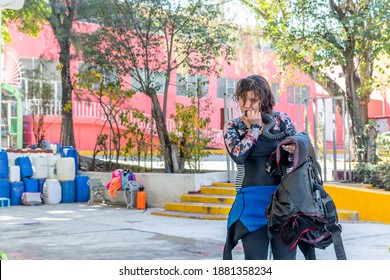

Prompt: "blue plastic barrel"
[41,140,51,150]
[63,148,79,176]
[75,175,89,202]
[15,156,33,178]
[60,180,76,203]
[0,179,10,198]
[22,178,39,193]
[10,181,24,205]
[59,146,73,157]
[38,178,46,193]
[0,150,8,179]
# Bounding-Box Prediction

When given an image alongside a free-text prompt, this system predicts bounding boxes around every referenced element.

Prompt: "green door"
[1,85,22,149]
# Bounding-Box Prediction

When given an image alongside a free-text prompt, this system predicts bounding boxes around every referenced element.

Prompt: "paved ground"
[0,203,390,260]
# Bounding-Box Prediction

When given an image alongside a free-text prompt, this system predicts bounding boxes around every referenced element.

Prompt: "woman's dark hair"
[235,74,275,115]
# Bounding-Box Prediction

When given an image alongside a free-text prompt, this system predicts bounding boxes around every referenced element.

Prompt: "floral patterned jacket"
[224,111,296,189]
[224,111,296,163]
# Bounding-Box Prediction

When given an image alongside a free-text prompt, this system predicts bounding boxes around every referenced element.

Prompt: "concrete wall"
[79,171,227,208]
[324,183,390,224]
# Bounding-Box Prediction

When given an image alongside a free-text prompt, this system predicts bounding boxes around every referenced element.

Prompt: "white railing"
[23,99,222,144]
[24,99,62,116]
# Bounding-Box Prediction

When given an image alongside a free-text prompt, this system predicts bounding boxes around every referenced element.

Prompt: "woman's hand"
[282,144,296,154]
[241,110,262,127]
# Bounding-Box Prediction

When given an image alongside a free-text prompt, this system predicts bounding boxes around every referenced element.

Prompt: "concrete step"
[165,201,232,215]
[337,209,359,221]
[212,182,235,188]
[181,194,235,204]
[200,186,236,196]
[150,210,228,220]
[151,208,359,221]
[152,182,360,221]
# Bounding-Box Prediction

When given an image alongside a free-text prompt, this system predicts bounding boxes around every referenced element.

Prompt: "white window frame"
[217,77,239,98]
[177,74,208,97]
[287,85,309,104]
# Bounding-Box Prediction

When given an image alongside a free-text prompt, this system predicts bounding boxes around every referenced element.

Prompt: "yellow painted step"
[200,186,236,196]
[212,182,235,188]
[150,210,228,220]
[165,202,231,215]
[181,194,235,204]
[151,209,357,221]
[337,210,359,221]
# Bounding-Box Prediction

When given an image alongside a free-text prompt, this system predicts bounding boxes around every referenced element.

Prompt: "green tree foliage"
[27,66,55,147]
[376,131,390,158]
[75,66,135,170]
[12,0,100,148]
[120,109,158,171]
[243,0,390,162]
[170,98,212,173]
[2,1,46,42]
[353,161,390,190]
[77,0,237,172]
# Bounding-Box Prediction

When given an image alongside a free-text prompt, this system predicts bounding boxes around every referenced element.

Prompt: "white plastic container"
[32,156,48,179]
[8,165,21,182]
[7,152,18,167]
[50,144,58,154]
[56,157,75,181]
[47,154,61,179]
[42,179,62,204]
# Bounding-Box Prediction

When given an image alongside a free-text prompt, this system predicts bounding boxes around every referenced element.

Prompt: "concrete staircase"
[151,182,235,220]
[151,182,360,221]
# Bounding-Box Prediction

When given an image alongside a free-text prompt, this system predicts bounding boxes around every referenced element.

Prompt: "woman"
[223,74,297,260]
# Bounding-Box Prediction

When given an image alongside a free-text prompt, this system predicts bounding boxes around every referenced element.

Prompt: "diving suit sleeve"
[223,119,260,165]
[277,112,296,134]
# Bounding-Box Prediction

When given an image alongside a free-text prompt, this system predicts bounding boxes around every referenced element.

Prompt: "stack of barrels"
[0,150,11,203]
[1,146,90,206]
[57,147,89,203]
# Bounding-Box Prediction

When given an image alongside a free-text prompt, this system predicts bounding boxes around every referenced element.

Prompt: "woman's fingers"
[282,144,296,154]
[244,110,262,124]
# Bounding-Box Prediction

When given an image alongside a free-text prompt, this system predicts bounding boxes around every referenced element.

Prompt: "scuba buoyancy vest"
[266,132,347,260]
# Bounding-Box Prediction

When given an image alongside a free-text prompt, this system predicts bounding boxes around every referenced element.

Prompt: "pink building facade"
[2,23,389,152]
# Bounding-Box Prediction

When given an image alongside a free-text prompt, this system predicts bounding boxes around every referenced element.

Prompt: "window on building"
[21,58,60,81]
[78,62,119,91]
[217,77,239,98]
[254,38,275,51]
[20,58,61,101]
[78,62,99,90]
[287,85,309,104]
[176,74,208,97]
[131,69,166,94]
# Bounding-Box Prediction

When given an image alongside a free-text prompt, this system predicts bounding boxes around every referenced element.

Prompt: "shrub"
[353,162,390,190]
[376,131,390,157]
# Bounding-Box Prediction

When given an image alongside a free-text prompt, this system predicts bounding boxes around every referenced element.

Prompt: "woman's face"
[238,91,261,114]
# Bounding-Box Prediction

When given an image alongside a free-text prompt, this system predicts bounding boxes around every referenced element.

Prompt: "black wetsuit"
[223,112,297,260]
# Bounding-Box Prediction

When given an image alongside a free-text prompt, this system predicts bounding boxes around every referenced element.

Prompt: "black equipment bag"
[266,132,347,260]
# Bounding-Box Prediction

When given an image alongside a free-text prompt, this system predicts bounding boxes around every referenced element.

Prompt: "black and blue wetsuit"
[223,111,297,260]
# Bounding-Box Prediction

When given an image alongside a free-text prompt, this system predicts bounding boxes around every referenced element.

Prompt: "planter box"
[79,171,227,208]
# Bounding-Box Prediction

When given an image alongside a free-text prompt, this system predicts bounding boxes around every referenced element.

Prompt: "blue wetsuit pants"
[223,186,297,260]
[224,220,297,260]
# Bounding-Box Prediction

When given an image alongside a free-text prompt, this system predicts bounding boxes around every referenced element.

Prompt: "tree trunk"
[162,70,171,122]
[59,40,76,147]
[344,61,365,162]
[50,1,76,148]
[360,97,370,127]
[150,94,174,173]
[366,125,378,164]
[178,139,187,173]
[170,143,180,172]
